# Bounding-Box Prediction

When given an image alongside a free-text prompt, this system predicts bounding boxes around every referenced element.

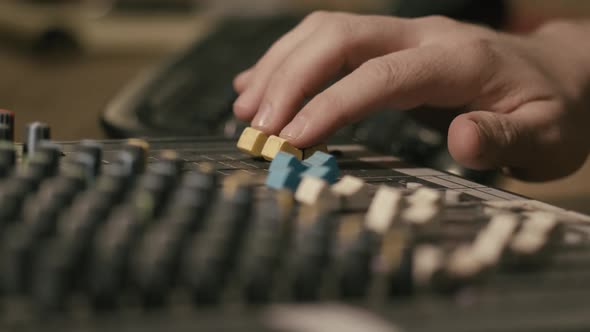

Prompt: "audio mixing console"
[0,112,589,331]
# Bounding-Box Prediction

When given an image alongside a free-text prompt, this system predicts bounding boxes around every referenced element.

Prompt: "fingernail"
[280,115,307,141]
[252,102,273,130]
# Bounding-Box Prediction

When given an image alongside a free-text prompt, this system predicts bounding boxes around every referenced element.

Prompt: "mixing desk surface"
[0,122,589,331]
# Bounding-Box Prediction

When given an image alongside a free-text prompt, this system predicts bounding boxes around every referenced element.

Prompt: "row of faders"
[234,126,564,299]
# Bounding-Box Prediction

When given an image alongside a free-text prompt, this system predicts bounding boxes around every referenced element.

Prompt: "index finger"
[279,43,490,147]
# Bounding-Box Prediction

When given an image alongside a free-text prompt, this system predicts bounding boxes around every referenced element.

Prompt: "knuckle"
[313,14,359,58]
[464,38,495,59]
[320,13,355,37]
[535,19,578,36]
[361,57,401,89]
[416,15,457,28]
[304,10,331,25]
[458,38,501,76]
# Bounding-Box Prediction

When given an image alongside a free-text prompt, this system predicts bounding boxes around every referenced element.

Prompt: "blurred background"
[0,0,588,213]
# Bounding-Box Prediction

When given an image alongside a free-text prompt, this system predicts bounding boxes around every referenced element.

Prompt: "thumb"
[448,109,588,181]
[448,110,534,174]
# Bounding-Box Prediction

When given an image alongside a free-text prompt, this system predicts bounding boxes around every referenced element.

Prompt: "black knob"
[31,240,76,312]
[0,109,15,141]
[26,151,59,179]
[24,122,51,155]
[116,139,149,175]
[78,140,103,176]
[37,141,62,163]
[0,141,16,178]
[0,124,12,142]
[158,150,183,175]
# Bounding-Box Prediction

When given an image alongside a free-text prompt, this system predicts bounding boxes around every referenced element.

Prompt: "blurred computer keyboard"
[101,15,302,138]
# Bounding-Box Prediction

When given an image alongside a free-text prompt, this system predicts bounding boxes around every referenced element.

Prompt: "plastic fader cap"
[331,175,371,210]
[509,212,558,255]
[406,187,442,206]
[510,231,546,255]
[403,188,443,224]
[261,135,303,161]
[223,172,252,198]
[485,214,520,239]
[295,175,339,211]
[446,245,482,279]
[301,166,338,184]
[0,109,14,141]
[25,121,51,155]
[269,152,307,173]
[444,190,463,204]
[265,168,302,192]
[471,214,519,267]
[365,185,403,234]
[413,245,444,287]
[237,127,269,157]
[406,182,423,190]
[303,151,337,169]
[302,143,329,160]
[403,204,440,225]
[521,211,559,235]
[127,138,150,161]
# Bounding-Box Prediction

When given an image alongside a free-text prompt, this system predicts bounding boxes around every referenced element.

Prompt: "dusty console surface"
[0,136,589,332]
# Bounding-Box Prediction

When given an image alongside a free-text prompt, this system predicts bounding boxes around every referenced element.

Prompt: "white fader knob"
[331,175,372,210]
[365,185,403,234]
[24,121,51,155]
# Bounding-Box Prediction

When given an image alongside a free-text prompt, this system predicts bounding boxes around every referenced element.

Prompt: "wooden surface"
[0,51,162,141]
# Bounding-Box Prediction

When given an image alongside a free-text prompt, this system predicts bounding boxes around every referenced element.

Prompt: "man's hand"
[232,12,590,181]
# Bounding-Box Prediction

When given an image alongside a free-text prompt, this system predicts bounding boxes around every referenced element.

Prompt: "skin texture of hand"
[232,12,590,181]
